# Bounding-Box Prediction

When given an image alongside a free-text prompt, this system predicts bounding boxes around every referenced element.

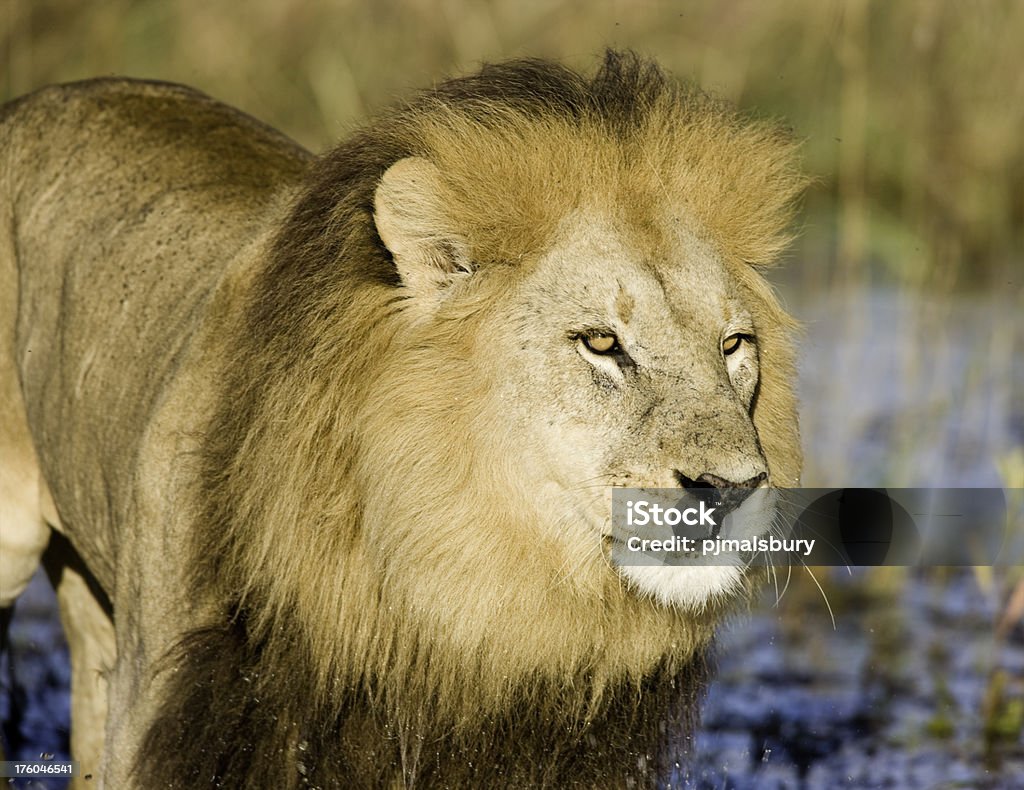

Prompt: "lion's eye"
[722,334,746,356]
[582,333,619,354]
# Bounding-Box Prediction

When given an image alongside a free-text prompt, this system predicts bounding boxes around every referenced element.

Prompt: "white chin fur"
[611,487,776,610]
[619,565,745,611]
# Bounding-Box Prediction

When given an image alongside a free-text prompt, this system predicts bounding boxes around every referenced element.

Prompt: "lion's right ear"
[373,157,472,299]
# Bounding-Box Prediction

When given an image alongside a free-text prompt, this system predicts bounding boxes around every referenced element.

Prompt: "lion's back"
[0,79,312,579]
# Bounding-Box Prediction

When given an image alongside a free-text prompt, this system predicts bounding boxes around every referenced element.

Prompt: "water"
[791,287,1022,489]
[686,569,1024,789]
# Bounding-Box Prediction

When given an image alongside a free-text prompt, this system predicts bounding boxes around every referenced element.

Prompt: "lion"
[0,51,804,787]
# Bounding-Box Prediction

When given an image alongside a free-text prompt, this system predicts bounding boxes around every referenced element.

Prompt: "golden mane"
[139,50,805,788]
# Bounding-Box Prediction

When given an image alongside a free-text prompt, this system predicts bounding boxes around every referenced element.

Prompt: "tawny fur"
[0,51,805,787]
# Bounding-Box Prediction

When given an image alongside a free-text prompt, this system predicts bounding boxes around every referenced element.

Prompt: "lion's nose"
[676,471,767,492]
[674,471,767,532]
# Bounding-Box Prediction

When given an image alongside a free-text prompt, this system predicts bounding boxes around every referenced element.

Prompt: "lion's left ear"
[373,157,472,299]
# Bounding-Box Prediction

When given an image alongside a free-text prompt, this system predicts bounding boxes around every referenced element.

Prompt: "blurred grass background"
[2,0,1022,775]
[3,0,1023,292]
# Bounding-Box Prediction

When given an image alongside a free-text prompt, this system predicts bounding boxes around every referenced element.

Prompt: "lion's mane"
[138,51,804,788]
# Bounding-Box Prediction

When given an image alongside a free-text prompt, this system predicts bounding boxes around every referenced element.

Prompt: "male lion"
[0,52,804,787]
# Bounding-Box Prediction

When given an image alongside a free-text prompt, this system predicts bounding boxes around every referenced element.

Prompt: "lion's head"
[200,51,805,730]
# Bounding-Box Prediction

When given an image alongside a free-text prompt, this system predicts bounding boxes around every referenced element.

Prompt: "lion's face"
[493,211,765,484]
[469,210,775,608]
[372,157,797,614]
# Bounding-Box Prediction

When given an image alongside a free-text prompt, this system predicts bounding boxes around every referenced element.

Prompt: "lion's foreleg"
[42,534,115,788]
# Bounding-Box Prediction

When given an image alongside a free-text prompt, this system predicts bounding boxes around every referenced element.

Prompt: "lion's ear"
[373,157,472,298]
